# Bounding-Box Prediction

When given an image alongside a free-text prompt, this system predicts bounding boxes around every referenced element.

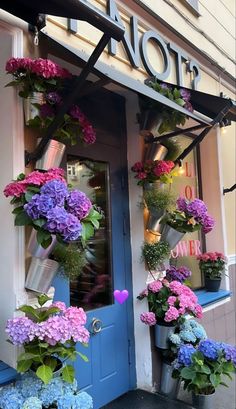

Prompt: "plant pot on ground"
[144,189,176,234]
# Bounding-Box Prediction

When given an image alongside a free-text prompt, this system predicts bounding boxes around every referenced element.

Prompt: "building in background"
[0,1,235,408]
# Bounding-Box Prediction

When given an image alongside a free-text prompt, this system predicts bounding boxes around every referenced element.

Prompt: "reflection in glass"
[67,156,112,310]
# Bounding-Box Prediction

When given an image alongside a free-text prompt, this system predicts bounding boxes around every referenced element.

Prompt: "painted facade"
[0,0,235,406]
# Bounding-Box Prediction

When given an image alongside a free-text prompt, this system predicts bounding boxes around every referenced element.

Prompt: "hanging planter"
[144,142,168,162]
[146,208,165,235]
[159,362,180,399]
[139,110,163,137]
[25,257,59,293]
[35,139,66,170]
[23,92,45,124]
[154,322,176,349]
[27,230,57,259]
[160,224,185,250]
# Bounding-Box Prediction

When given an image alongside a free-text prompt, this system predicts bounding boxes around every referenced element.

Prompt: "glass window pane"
[171,136,203,288]
[67,156,113,310]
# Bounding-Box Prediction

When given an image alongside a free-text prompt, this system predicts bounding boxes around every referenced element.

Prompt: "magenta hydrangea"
[66,190,92,219]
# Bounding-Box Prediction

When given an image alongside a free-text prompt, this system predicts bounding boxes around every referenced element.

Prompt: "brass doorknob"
[90,318,102,334]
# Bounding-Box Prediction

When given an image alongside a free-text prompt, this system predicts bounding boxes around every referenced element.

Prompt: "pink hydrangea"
[167,296,177,306]
[51,301,67,313]
[164,306,179,322]
[131,162,144,172]
[135,172,147,180]
[148,280,163,293]
[71,325,90,343]
[153,160,174,177]
[194,304,203,319]
[140,312,156,326]
[64,306,87,325]
[169,280,183,295]
[3,181,27,197]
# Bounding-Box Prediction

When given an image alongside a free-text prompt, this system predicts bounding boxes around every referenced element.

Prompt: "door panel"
[53,89,134,408]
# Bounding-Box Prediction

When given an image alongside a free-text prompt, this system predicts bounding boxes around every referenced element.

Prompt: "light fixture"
[178,159,185,175]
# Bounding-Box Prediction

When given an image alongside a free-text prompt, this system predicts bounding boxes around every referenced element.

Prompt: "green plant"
[142,240,170,270]
[139,81,193,134]
[161,138,182,161]
[173,340,236,395]
[144,189,176,212]
[52,243,86,280]
[197,252,227,279]
[6,294,89,384]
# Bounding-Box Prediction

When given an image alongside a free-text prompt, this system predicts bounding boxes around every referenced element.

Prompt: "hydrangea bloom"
[0,386,24,409]
[45,207,82,241]
[166,266,192,282]
[140,312,156,326]
[177,344,196,366]
[22,397,42,409]
[67,190,92,219]
[131,159,174,185]
[5,317,36,345]
[221,343,236,365]
[41,180,68,206]
[148,280,163,293]
[24,194,54,219]
[198,339,221,360]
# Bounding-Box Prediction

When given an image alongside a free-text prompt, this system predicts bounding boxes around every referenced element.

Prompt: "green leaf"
[33,218,47,228]
[81,222,94,242]
[62,364,75,383]
[18,305,40,320]
[12,206,24,215]
[14,210,32,226]
[17,359,33,373]
[17,352,39,361]
[44,357,58,372]
[180,367,195,380]
[25,191,36,203]
[36,364,53,384]
[77,351,89,362]
[36,230,51,245]
[210,373,220,388]
[38,293,52,307]
[199,364,211,375]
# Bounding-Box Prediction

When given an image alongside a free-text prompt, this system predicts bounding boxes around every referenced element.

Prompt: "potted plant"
[5,294,90,384]
[160,197,215,249]
[3,168,102,293]
[160,319,207,399]
[0,374,93,409]
[141,241,170,271]
[52,242,86,281]
[131,159,175,188]
[197,252,227,292]
[143,189,176,234]
[137,279,203,349]
[161,137,182,161]
[5,57,71,123]
[173,339,236,409]
[138,81,193,137]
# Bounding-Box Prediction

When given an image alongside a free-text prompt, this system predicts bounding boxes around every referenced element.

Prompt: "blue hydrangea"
[73,391,93,409]
[57,393,76,409]
[40,180,68,206]
[198,339,221,360]
[169,333,181,346]
[0,386,24,409]
[15,375,43,399]
[21,397,42,409]
[221,343,236,365]
[192,324,207,340]
[180,329,197,343]
[177,344,196,366]
[39,377,64,407]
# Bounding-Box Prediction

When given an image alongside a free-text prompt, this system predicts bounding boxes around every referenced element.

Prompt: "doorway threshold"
[101,389,193,409]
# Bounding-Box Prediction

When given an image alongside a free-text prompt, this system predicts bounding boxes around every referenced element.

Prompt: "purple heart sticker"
[114,289,129,304]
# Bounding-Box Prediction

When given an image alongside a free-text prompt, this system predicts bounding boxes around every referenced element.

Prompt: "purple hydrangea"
[39,104,54,119]
[198,339,221,360]
[201,214,215,233]
[177,344,196,366]
[66,190,92,220]
[6,317,36,345]
[24,194,54,219]
[176,197,187,212]
[46,92,62,105]
[186,198,207,219]
[166,266,192,283]
[221,343,236,365]
[45,207,82,241]
[180,89,191,102]
[40,180,68,207]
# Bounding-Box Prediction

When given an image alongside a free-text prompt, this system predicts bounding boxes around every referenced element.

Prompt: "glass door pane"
[67,156,113,310]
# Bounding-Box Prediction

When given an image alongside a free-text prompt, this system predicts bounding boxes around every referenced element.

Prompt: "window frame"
[180,0,201,17]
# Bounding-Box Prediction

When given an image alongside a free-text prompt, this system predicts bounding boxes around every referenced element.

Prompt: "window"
[170,135,204,288]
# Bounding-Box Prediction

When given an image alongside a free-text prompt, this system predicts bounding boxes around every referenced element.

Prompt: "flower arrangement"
[160,197,215,234]
[0,375,93,409]
[139,80,193,134]
[142,241,170,271]
[6,294,89,384]
[197,252,227,279]
[5,57,71,98]
[32,92,96,145]
[131,159,175,186]
[138,279,203,326]
[143,189,176,212]
[165,265,192,283]
[173,339,236,395]
[3,168,101,248]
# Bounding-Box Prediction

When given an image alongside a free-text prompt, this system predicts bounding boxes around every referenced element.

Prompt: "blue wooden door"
[53,90,135,408]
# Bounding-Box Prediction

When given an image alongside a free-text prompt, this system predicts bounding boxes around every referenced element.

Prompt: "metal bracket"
[223,184,236,195]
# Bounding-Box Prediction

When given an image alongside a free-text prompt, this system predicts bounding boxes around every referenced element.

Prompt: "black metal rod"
[223,184,236,195]
[174,100,233,164]
[25,33,111,165]
[146,124,208,144]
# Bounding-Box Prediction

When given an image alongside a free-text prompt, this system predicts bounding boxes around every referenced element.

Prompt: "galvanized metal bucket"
[35,139,66,170]
[160,224,185,250]
[27,230,57,259]
[192,392,215,409]
[139,110,163,137]
[25,257,59,293]
[154,322,176,349]
[146,208,165,234]
[23,92,44,124]
[144,143,168,161]
[160,362,180,398]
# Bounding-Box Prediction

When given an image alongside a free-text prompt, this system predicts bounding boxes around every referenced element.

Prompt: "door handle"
[90,317,102,335]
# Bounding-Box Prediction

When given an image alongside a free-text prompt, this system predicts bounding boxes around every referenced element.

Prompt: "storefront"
[0,1,235,408]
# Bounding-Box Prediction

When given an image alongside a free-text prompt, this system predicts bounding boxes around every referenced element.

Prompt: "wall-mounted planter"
[160,225,185,250]
[159,362,180,399]
[23,92,44,124]
[25,257,59,293]
[139,110,162,137]
[144,143,168,162]
[146,208,165,235]
[27,230,57,259]
[154,322,176,349]
[35,139,66,170]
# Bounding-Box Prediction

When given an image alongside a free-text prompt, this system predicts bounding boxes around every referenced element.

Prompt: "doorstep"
[102,389,193,409]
